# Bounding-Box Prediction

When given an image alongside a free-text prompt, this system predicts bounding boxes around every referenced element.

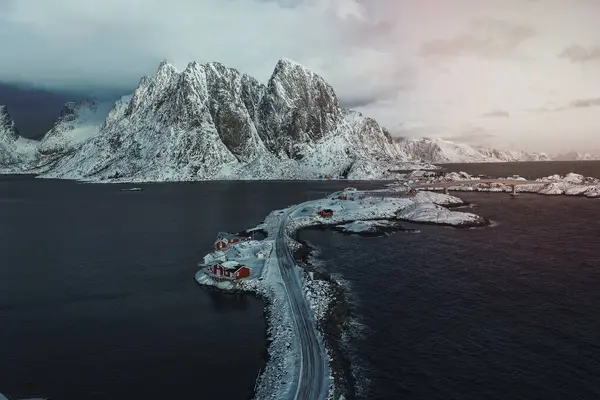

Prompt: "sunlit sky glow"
[1,0,599,153]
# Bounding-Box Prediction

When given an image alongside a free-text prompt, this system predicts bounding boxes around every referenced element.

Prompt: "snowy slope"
[38,59,423,182]
[34,100,114,170]
[0,105,37,170]
[395,137,550,163]
[554,151,600,161]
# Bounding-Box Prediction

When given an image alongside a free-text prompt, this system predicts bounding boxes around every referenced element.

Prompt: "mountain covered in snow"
[30,59,423,181]
[0,105,37,170]
[553,151,600,161]
[35,100,114,170]
[394,137,551,163]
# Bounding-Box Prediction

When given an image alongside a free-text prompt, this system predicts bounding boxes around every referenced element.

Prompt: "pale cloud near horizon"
[0,0,600,153]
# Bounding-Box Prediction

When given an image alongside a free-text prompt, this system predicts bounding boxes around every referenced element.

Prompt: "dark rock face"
[0,105,19,141]
[259,59,343,158]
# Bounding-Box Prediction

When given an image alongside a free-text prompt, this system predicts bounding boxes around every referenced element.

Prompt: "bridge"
[412,179,552,195]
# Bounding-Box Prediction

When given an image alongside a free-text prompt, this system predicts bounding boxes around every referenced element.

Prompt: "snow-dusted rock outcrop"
[395,137,550,163]
[35,58,421,182]
[0,105,36,170]
[35,100,113,170]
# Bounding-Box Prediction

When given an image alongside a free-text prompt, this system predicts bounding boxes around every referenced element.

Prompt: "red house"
[214,232,252,250]
[206,261,252,280]
[318,209,334,218]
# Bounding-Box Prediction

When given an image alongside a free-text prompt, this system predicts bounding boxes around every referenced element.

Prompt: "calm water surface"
[0,176,380,400]
[300,192,600,399]
[440,160,600,179]
[3,161,600,400]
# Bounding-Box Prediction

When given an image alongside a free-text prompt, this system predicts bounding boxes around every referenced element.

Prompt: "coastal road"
[412,178,551,189]
[275,206,329,400]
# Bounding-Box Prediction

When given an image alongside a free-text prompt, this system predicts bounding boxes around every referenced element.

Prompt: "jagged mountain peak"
[12,58,421,180]
[157,59,179,74]
[0,105,19,140]
[36,99,113,165]
[260,58,343,158]
[0,105,37,168]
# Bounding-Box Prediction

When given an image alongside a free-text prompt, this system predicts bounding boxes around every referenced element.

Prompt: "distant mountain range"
[0,59,598,181]
[393,137,600,163]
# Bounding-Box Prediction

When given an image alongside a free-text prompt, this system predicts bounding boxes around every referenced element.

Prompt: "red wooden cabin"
[206,261,251,280]
[318,209,334,218]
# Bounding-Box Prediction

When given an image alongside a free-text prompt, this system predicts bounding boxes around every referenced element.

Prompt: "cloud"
[445,127,496,144]
[0,0,410,106]
[481,109,510,117]
[420,18,535,59]
[569,97,600,108]
[558,44,600,63]
[528,97,600,112]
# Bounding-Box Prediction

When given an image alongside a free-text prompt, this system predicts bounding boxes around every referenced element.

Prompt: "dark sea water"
[3,161,600,400]
[440,160,600,179]
[0,176,381,400]
[299,192,600,400]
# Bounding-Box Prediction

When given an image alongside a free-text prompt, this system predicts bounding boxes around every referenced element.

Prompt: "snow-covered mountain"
[0,105,37,170]
[554,151,600,161]
[37,59,422,181]
[394,137,551,163]
[35,100,114,170]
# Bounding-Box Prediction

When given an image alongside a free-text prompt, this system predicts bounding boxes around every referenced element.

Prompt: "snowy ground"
[390,171,600,198]
[194,189,487,400]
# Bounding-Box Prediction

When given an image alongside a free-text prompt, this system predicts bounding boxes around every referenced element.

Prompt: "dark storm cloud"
[481,109,510,117]
[0,83,89,139]
[420,18,535,59]
[559,44,600,62]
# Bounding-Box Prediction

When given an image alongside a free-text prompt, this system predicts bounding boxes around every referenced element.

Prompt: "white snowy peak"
[0,105,37,168]
[554,151,600,161]
[259,58,343,158]
[395,137,550,163]
[38,100,110,152]
[0,105,19,142]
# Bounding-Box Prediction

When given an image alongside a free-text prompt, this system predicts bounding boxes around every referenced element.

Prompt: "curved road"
[276,206,329,400]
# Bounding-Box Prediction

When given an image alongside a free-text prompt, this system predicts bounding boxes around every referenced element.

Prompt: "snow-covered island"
[195,188,487,400]
[389,171,600,198]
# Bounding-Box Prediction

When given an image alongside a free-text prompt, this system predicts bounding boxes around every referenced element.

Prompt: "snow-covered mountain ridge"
[394,137,552,163]
[0,105,37,170]
[31,59,426,181]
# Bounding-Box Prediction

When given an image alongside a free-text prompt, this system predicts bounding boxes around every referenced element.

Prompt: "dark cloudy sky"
[1,0,599,152]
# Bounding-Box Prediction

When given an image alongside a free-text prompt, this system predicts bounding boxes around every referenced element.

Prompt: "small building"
[256,250,267,259]
[318,209,334,218]
[214,232,252,250]
[206,261,252,280]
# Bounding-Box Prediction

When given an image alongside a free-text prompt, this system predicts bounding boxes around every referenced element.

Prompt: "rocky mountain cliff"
[37,59,419,181]
[394,137,551,163]
[0,105,37,169]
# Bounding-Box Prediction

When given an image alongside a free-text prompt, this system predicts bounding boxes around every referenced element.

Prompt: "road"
[412,178,550,189]
[275,206,328,400]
